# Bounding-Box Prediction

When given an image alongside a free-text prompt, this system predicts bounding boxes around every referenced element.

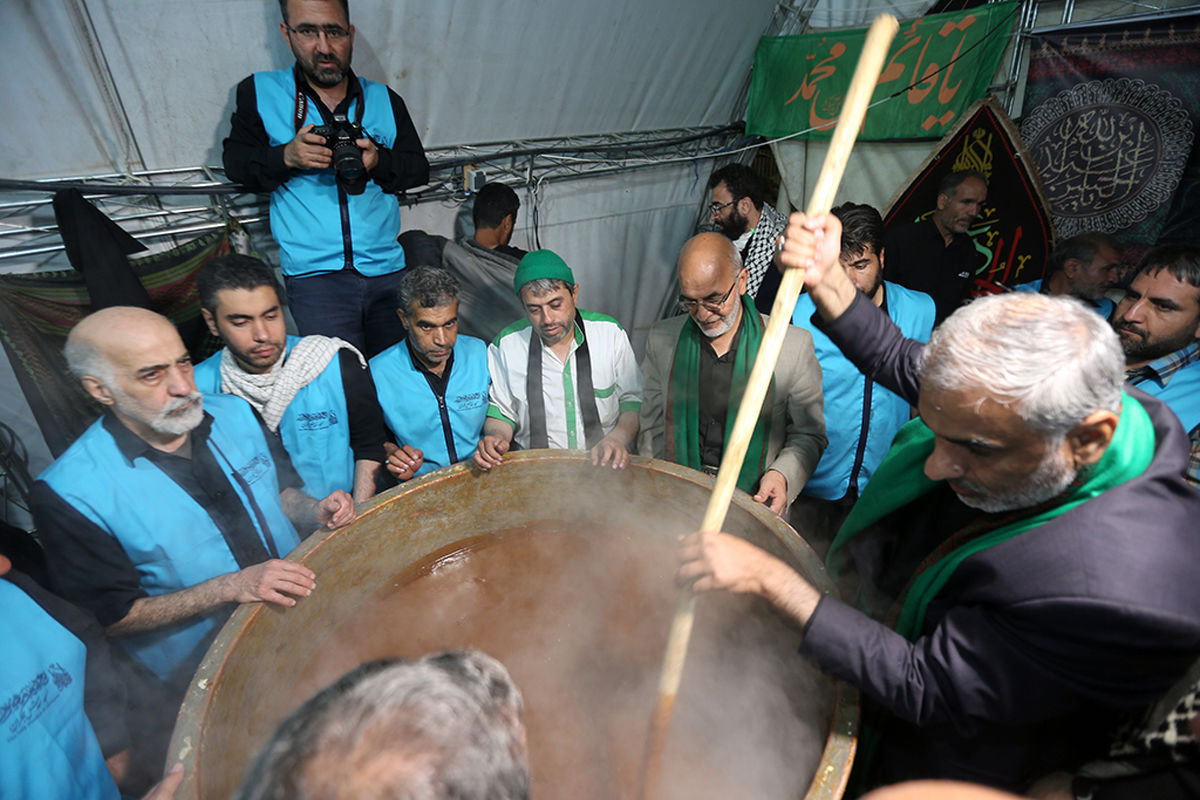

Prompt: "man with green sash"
[474,250,642,470]
[678,213,1200,794]
[639,233,826,513]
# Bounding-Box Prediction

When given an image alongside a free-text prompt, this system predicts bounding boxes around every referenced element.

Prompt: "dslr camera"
[312,114,369,195]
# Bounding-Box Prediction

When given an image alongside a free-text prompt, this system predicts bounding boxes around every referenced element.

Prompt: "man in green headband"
[474,250,642,469]
[678,213,1200,795]
[639,233,826,513]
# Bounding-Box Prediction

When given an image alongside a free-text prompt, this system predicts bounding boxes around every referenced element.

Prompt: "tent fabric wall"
[9,0,782,179]
[772,139,936,217]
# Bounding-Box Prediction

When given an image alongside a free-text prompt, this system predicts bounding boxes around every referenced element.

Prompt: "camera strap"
[292,66,365,133]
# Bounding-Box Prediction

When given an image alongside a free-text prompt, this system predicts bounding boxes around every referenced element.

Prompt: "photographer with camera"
[223,0,429,358]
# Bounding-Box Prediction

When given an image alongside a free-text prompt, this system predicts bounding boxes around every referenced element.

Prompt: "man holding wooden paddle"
[678,212,1200,794]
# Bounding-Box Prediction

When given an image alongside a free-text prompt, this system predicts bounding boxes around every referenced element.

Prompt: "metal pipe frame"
[0,124,743,269]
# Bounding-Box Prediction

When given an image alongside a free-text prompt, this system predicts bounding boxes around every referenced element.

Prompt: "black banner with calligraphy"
[884,97,1055,294]
[1021,14,1200,256]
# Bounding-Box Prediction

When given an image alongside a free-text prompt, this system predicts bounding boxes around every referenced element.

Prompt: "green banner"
[747,2,1019,140]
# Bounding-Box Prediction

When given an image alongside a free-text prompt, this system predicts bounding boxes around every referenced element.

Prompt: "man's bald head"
[65,307,204,443]
[65,307,182,385]
[677,232,743,285]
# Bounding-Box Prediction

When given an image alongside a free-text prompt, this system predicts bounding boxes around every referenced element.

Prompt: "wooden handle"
[637,15,900,800]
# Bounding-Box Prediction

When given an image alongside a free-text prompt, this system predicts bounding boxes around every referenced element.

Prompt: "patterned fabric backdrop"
[0,230,229,456]
[1021,14,1200,259]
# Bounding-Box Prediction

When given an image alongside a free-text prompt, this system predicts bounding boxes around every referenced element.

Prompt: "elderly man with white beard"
[678,214,1200,796]
[31,307,355,697]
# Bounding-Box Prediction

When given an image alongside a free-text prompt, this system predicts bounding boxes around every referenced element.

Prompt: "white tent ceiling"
[9,0,790,178]
[0,0,1189,502]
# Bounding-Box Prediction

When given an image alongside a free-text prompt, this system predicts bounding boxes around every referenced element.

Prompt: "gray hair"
[63,333,115,387]
[1046,231,1123,279]
[919,292,1124,439]
[520,278,573,297]
[398,267,461,316]
[233,650,529,800]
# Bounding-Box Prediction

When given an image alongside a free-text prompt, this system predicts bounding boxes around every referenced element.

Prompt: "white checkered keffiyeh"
[218,335,364,432]
[743,202,788,299]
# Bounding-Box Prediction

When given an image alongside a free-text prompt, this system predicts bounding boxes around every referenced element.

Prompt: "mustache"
[161,392,203,416]
[1114,320,1146,338]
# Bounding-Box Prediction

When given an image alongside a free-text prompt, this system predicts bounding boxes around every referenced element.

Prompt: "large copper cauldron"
[168,452,857,799]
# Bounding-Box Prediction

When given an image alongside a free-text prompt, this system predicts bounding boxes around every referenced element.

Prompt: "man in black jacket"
[679,212,1200,794]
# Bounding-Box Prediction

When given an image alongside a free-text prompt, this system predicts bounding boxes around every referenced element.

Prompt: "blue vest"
[369,336,490,476]
[38,395,301,682]
[1014,279,1115,318]
[0,580,119,800]
[252,68,405,277]
[195,336,355,498]
[794,282,936,500]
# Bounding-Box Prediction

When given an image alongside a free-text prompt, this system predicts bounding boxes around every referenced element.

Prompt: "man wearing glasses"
[223,0,429,358]
[638,233,826,514]
[706,163,791,314]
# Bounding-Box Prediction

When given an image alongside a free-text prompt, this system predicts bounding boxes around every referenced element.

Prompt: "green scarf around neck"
[827,391,1156,641]
[669,295,773,494]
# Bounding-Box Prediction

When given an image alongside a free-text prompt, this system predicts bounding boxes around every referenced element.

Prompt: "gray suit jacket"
[637,312,826,504]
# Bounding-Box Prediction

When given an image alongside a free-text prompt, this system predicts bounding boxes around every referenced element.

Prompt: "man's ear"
[500,214,516,242]
[1067,409,1119,468]
[396,309,410,331]
[201,308,220,338]
[1063,258,1083,279]
[82,376,115,407]
[736,196,755,218]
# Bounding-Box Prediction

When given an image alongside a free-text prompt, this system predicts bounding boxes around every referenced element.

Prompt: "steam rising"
[292,524,832,799]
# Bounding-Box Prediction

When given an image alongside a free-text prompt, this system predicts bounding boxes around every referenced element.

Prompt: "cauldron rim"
[168,451,858,799]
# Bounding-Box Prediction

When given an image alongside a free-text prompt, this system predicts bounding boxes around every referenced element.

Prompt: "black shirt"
[496,243,528,261]
[336,348,389,464]
[32,410,302,627]
[884,219,984,324]
[404,341,463,465]
[697,318,744,470]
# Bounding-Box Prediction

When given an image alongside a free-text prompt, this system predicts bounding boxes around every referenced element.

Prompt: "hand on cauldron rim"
[141,763,185,800]
[677,531,823,628]
[224,559,316,607]
[590,433,630,470]
[316,489,356,529]
[385,442,425,481]
[753,469,788,514]
[474,434,510,470]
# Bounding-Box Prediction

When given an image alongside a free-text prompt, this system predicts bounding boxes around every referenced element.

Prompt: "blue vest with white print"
[0,580,119,800]
[370,335,490,476]
[195,335,355,499]
[38,394,300,683]
[252,68,405,277]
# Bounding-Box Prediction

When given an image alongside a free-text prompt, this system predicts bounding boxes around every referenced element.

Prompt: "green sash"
[827,391,1156,640]
[832,392,1156,793]
[668,295,773,494]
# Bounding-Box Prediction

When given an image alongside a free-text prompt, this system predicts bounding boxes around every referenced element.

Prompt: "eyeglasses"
[708,199,736,216]
[285,23,351,41]
[678,279,739,314]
